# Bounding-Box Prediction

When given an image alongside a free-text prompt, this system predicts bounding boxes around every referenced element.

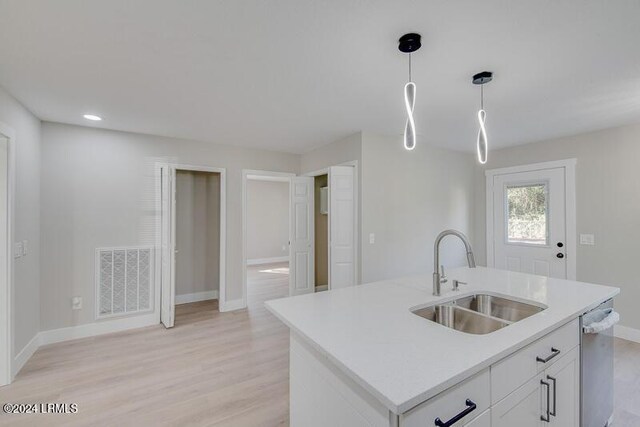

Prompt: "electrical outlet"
[369,233,375,244]
[72,297,83,310]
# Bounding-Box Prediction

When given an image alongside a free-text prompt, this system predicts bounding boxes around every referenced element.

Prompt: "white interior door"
[328,166,355,289]
[289,177,314,296]
[0,137,9,385]
[492,167,567,278]
[160,166,176,328]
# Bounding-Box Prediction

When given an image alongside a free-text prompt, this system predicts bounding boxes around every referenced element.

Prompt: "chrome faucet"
[433,229,476,296]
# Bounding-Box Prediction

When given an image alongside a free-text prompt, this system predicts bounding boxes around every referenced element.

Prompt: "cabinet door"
[492,373,544,427]
[546,346,580,427]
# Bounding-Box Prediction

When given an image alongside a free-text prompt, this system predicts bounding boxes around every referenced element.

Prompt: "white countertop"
[265,267,619,414]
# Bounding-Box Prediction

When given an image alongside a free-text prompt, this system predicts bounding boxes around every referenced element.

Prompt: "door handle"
[536,347,561,363]
[434,399,477,427]
[541,380,551,422]
[556,253,564,259]
[547,375,557,417]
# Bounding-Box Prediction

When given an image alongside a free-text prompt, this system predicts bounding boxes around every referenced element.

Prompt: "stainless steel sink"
[453,294,545,323]
[411,293,545,335]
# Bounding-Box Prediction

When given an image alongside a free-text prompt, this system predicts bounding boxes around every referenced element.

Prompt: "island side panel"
[290,332,396,427]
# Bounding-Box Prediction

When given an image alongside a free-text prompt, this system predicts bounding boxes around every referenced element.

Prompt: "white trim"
[242,169,295,308]
[246,174,290,183]
[246,256,289,266]
[175,290,218,305]
[39,313,157,346]
[220,298,245,312]
[12,333,39,378]
[158,163,226,319]
[614,325,640,344]
[315,285,328,292]
[485,159,577,280]
[303,167,329,177]
[0,122,15,385]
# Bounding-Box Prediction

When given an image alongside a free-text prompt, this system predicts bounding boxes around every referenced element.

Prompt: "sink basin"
[411,293,545,335]
[453,294,545,323]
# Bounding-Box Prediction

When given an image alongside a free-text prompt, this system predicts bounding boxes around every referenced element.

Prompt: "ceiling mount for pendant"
[472,71,493,85]
[398,33,422,53]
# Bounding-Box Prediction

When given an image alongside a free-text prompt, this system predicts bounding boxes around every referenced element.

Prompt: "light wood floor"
[1,263,639,426]
[0,263,291,427]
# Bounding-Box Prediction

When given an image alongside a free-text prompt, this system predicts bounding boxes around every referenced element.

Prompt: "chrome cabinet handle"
[541,380,551,422]
[547,375,557,416]
[434,399,477,427]
[536,347,561,363]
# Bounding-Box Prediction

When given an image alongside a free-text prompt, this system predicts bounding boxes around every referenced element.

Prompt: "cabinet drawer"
[491,318,579,404]
[400,369,490,427]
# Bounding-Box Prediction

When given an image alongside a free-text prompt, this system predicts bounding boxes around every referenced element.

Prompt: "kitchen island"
[265,267,619,427]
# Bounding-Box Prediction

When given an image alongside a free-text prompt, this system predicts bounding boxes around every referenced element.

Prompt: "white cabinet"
[465,409,490,426]
[492,346,580,427]
[493,373,545,427]
[545,346,580,427]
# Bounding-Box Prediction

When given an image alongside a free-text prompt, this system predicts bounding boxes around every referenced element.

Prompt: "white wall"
[361,133,476,283]
[40,122,299,330]
[0,87,41,358]
[246,179,289,262]
[474,123,640,331]
[175,170,220,297]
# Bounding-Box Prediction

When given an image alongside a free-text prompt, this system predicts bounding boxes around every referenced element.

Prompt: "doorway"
[0,123,13,386]
[242,171,294,306]
[314,174,329,292]
[159,164,226,328]
[486,159,576,279]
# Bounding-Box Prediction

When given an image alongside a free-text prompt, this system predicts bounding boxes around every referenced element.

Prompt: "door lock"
[556,253,564,259]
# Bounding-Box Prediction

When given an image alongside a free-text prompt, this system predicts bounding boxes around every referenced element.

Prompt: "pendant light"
[398,33,421,150]
[472,71,493,164]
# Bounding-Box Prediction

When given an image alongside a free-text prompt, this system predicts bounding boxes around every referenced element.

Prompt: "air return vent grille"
[96,247,153,318]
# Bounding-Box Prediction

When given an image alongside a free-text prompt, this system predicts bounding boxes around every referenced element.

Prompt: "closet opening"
[314,174,329,292]
[173,170,221,326]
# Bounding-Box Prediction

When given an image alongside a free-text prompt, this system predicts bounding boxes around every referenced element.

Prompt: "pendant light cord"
[408,53,412,82]
[480,84,484,110]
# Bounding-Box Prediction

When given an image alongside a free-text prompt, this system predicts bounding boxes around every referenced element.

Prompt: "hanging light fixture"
[398,33,421,150]
[472,71,493,164]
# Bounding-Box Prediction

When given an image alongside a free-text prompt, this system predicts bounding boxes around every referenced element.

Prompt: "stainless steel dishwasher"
[581,298,619,427]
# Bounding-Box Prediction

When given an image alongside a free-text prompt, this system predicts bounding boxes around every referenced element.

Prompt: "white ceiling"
[1,0,639,154]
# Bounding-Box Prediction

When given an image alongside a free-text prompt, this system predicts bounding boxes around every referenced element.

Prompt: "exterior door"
[289,177,314,296]
[328,166,355,289]
[160,166,176,328]
[491,167,567,278]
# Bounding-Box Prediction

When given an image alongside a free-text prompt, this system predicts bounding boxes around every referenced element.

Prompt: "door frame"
[157,163,226,322]
[303,160,359,288]
[242,170,295,306]
[0,121,15,385]
[485,159,577,280]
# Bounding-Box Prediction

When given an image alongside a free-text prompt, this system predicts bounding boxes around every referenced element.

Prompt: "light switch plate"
[14,242,23,258]
[579,234,595,245]
[22,240,28,256]
[72,296,83,310]
[369,233,375,244]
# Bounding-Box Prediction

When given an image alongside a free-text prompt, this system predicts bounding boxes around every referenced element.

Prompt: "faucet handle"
[440,265,447,283]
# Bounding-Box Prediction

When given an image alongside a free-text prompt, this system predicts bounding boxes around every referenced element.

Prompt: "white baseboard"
[12,333,40,378]
[246,256,288,266]
[175,290,218,305]
[39,313,158,346]
[315,285,328,292]
[220,298,245,312]
[614,324,640,344]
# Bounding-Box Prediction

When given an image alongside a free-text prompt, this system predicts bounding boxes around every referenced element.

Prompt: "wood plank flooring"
[1,263,639,426]
[0,263,291,427]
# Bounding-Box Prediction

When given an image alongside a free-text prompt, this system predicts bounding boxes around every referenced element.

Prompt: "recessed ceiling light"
[83,114,102,121]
